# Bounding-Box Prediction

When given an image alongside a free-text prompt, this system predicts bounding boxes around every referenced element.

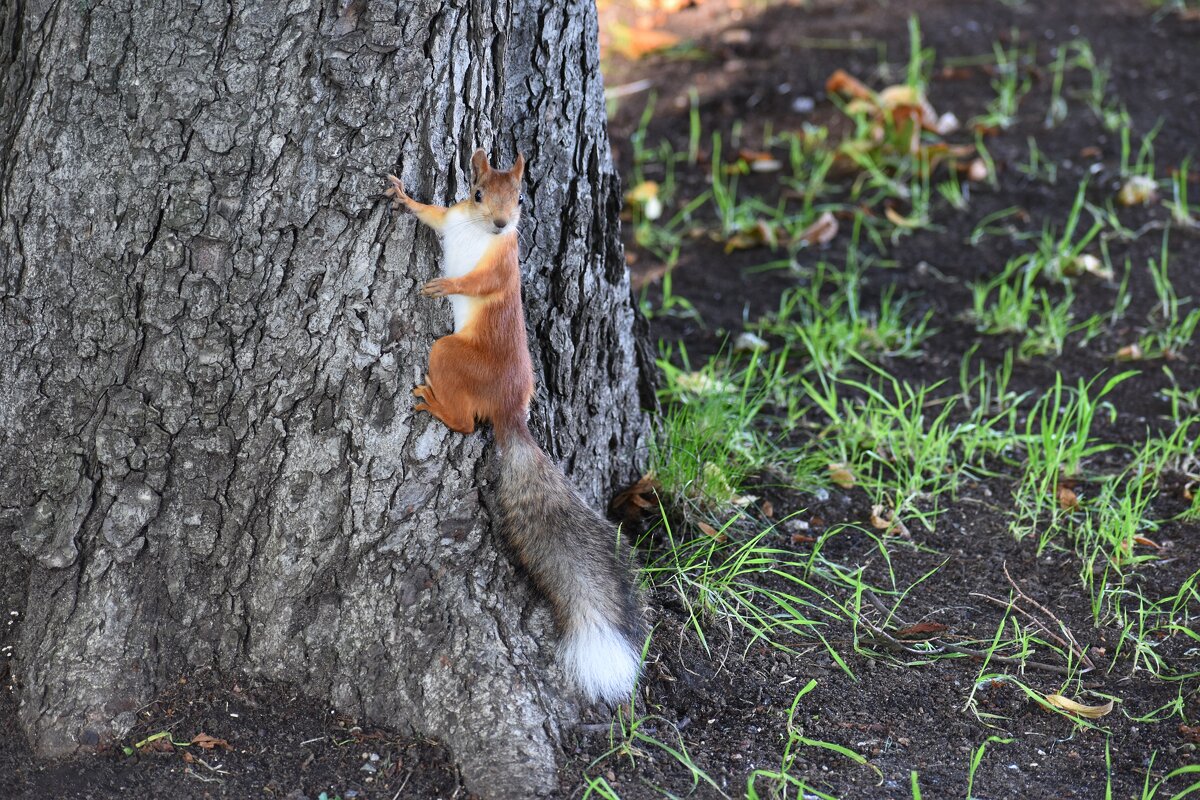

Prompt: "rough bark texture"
[0,0,649,795]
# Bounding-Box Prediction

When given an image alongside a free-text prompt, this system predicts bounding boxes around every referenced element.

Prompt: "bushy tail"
[494,416,644,704]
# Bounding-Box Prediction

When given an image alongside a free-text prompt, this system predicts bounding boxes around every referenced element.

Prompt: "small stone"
[791,96,816,114]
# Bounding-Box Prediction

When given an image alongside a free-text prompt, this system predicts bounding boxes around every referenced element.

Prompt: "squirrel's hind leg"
[415,336,484,434]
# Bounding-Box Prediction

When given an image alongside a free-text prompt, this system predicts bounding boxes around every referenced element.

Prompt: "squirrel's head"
[469,149,525,235]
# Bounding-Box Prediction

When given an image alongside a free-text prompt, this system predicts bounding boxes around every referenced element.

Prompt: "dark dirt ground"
[3,0,1199,798]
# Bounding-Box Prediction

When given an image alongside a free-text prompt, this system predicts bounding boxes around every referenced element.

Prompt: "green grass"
[609,21,1200,800]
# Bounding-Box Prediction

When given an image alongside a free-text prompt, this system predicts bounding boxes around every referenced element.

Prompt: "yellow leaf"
[724,220,777,252]
[828,463,855,489]
[625,180,663,220]
[608,22,680,60]
[885,206,921,228]
[1117,175,1158,207]
[1043,694,1114,719]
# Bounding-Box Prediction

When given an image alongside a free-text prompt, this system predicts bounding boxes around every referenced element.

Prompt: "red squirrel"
[385,150,644,704]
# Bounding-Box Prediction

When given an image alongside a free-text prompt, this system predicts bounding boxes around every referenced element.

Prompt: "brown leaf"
[798,211,838,246]
[826,69,873,100]
[611,474,661,519]
[869,504,912,539]
[698,521,727,542]
[724,220,777,252]
[1133,534,1160,549]
[734,151,782,173]
[192,733,231,751]
[630,259,671,291]
[895,622,949,640]
[761,500,774,518]
[938,65,976,80]
[1079,146,1102,159]
[1057,485,1079,510]
[868,504,892,530]
[828,463,856,489]
[1116,343,1144,362]
[608,22,681,60]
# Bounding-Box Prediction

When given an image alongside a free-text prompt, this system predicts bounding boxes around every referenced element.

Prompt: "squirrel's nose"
[493,218,508,229]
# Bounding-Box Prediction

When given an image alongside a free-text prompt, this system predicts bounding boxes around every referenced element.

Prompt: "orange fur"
[387,151,533,436]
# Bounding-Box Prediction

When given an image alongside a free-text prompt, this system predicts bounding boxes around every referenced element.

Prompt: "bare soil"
[3,0,1198,798]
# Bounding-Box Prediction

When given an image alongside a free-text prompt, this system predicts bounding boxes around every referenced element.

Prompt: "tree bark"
[0,0,649,795]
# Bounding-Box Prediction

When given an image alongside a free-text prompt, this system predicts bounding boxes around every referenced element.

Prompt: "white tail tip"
[561,621,641,704]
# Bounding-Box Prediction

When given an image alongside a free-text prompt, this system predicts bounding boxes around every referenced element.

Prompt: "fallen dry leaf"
[698,521,727,542]
[1042,694,1114,719]
[607,22,680,60]
[1117,175,1159,207]
[1133,534,1160,549]
[895,622,949,639]
[1061,253,1112,281]
[724,220,777,252]
[869,504,912,539]
[798,211,839,246]
[868,504,892,530]
[761,500,774,518]
[732,149,782,173]
[939,65,976,80]
[676,371,735,395]
[1057,485,1079,510]
[884,206,922,229]
[611,473,661,519]
[192,733,232,751]
[1116,343,1144,362]
[143,737,175,753]
[625,180,663,220]
[828,463,856,489]
[733,331,769,353]
[826,68,873,100]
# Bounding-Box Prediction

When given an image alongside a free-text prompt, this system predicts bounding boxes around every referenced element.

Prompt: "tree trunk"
[0,0,650,795]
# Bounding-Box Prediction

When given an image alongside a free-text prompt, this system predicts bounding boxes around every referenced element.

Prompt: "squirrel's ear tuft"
[512,153,525,180]
[471,149,491,179]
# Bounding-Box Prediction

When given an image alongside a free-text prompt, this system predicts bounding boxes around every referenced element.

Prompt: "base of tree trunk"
[1,1,648,797]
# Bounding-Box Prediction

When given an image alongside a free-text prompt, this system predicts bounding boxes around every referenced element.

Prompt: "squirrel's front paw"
[385,174,410,211]
[421,278,451,297]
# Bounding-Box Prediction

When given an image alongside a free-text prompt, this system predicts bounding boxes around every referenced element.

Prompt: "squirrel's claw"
[421,278,450,297]
[384,174,409,210]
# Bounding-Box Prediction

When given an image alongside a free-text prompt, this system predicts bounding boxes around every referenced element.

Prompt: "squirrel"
[385,149,644,704]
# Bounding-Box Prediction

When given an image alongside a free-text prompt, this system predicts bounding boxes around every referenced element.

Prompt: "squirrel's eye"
[474,189,483,203]
[518,193,525,206]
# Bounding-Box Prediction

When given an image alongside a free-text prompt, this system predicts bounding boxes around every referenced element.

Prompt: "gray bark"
[0,0,650,795]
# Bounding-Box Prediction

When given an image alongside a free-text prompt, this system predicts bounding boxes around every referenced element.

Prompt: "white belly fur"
[439,206,494,332]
